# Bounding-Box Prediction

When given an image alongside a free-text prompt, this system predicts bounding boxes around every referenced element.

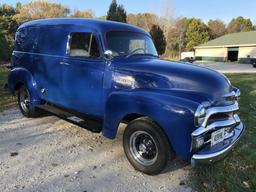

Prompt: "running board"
[38,103,102,133]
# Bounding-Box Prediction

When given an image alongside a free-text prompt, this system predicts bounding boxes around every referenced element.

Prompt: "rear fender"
[8,67,42,106]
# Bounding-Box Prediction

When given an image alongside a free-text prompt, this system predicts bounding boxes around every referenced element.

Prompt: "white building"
[194,31,256,64]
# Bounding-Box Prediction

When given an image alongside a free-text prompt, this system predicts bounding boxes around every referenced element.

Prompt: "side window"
[68,32,100,58]
[15,27,39,52]
[15,28,28,52]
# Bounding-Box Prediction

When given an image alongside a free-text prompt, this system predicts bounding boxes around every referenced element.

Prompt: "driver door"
[59,32,105,117]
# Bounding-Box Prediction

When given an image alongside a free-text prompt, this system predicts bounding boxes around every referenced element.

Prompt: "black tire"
[18,85,41,118]
[123,117,174,175]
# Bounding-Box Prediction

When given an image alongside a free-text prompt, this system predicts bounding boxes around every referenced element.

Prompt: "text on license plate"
[211,129,224,146]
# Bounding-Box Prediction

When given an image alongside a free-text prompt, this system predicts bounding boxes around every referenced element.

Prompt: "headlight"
[234,87,241,98]
[195,104,206,127]
[192,136,205,150]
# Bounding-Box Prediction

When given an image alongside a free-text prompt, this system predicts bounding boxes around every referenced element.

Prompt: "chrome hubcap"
[20,88,30,113]
[129,131,158,166]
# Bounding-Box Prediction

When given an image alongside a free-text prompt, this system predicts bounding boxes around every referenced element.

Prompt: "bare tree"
[127,13,159,32]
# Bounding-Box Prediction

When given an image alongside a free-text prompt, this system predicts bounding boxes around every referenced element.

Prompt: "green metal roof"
[195,31,256,48]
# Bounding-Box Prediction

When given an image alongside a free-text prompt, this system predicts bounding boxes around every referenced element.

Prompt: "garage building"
[194,31,256,64]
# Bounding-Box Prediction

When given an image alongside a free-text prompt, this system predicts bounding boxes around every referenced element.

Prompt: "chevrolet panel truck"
[8,18,244,175]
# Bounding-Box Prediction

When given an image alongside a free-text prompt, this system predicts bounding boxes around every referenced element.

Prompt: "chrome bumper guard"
[191,122,244,166]
[191,92,245,166]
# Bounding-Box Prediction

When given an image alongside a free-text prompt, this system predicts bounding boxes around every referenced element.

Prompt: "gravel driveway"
[193,62,256,74]
[0,108,192,192]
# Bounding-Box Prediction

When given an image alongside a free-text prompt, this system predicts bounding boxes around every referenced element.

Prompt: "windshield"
[106,31,158,58]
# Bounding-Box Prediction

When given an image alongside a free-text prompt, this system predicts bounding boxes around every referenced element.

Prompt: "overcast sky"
[6,0,256,24]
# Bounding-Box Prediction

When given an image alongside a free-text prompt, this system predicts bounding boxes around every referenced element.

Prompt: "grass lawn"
[0,64,255,191]
[0,65,16,111]
[164,57,180,62]
[191,74,256,192]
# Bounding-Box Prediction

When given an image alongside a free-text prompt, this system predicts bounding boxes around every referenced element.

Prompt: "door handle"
[60,61,70,66]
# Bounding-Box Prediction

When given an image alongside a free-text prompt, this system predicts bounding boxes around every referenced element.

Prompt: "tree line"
[0,0,255,61]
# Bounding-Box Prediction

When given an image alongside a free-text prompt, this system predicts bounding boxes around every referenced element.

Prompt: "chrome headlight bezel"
[234,87,241,98]
[194,104,206,127]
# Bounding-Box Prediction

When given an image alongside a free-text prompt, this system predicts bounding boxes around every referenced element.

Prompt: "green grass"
[0,65,16,111]
[164,57,180,62]
[191,74,256,192]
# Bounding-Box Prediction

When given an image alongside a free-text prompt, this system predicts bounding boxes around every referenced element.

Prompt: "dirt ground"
[0,107,192,192]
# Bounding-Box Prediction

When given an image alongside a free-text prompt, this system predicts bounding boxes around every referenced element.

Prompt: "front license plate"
[211,129,224,146]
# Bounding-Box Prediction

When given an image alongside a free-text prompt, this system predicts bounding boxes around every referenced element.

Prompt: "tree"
[186,19,209,51]
[15,2,22,12]
[72,9,95,18]
[0,33,12,61]
[106,0,118,21]
[208,19,226,39]
[227,16,253,33]
[127,13,158,31]
[0,4,16,16]
[0,15,18,37]
[13,0,70,23]
[98,16,106,20]
[163,18,193,58]
[176,18,192,53]
[106,0,127,23]
[0,4,18,36]
[117,5,127,23]
[150,24,166,55]
[0,4,18,61]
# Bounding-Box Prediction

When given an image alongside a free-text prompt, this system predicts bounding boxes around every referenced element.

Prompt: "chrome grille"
[191,88,241,151]
[200,102,239,128]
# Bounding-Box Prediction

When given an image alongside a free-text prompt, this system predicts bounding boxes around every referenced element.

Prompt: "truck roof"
[18,18,149,35]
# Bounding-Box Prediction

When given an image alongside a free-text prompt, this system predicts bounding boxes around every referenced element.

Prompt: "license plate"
[211,129,224,146]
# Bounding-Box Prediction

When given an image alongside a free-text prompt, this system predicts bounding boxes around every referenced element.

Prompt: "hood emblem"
[113,75,136,88]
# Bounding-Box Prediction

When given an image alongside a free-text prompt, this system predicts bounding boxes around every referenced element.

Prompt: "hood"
[111,58,232,104]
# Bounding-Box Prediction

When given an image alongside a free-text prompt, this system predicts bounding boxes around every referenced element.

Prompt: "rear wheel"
[18,86,41,117]
[123,117,174,175]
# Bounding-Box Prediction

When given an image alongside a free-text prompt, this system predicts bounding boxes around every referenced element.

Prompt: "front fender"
[8,67,41,106]
[102,90,199,160]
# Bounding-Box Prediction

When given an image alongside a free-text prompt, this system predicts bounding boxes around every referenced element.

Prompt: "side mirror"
[104,50,113,60]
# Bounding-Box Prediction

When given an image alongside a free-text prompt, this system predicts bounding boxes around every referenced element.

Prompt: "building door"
[227,47,239,62]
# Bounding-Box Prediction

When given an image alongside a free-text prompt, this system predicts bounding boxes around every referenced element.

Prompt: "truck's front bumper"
[191,122,244,166]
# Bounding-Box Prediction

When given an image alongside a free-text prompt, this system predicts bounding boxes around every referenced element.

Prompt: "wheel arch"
[14,81,24,91]
[8,68,42,106]
[125,115,175,152]
[122,113,145,123]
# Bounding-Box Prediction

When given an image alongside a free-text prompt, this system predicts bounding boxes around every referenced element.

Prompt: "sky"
[6,0,256,24]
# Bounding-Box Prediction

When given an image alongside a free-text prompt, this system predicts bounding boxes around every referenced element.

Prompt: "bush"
[0,32,13,61]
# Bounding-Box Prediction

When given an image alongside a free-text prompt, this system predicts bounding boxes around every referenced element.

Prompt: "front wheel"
[123,117,174,175]
[18,86,41,118]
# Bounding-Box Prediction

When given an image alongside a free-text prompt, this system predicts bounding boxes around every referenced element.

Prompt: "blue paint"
[8,18,244,161]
